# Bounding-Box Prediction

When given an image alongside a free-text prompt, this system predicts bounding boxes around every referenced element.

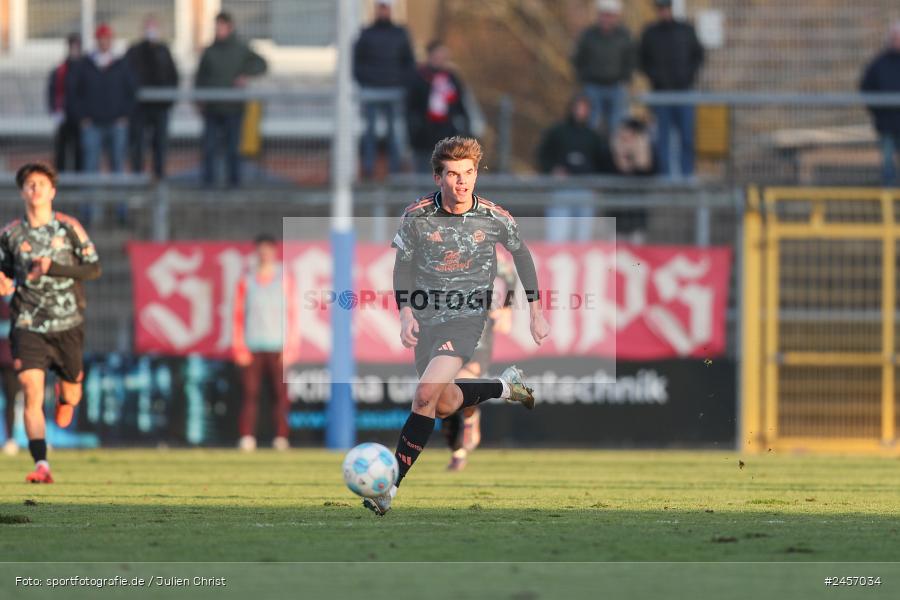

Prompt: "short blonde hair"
[431,136,483,175]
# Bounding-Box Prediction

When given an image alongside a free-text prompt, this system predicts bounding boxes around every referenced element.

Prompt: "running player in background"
[364,136,550,515]
[0,162,101,482]
[443,253,517,471]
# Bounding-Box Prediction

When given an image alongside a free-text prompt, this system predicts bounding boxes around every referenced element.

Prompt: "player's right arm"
[392,209,420,348]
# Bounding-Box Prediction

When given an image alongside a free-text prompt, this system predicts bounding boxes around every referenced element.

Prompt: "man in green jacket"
[195,11,267,188]
[571,0,635,133]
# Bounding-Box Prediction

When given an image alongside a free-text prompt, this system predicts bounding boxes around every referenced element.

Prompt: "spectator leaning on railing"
[571,0,636,134]
[536,95,607,242]
[860,21,900,186]
[195,11,267,188]
[67,24,137,174]
[640,0,704,179]
[126,14,179,180]
[46,33,83,173]
[353,0,416,179]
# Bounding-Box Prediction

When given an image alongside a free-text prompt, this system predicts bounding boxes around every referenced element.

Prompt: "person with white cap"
[571,0,635,133]
[860,21,900,186]
[353,0,416,178]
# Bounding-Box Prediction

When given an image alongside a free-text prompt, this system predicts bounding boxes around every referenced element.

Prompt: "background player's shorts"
[414,315,488,377]
[11,325,84,383]
[466,318,496,376]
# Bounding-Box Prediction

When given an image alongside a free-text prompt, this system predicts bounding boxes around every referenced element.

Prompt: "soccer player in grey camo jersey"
[363,137,550,515]
[0,163,101,483]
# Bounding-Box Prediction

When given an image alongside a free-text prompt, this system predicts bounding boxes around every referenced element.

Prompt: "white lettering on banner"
[141,249,213,350]
[215,249,249,351]
[546,252,578,352]
[576,249,615,352]
[284,368,668,406]
[644,255,714,356]
[289,247,333,355]
[615,248,648,330]
[358,249,407,352]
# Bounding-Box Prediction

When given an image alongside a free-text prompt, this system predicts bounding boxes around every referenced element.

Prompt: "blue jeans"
[81,121,127,173]
[202,111,243,187]
[879,133,900,186]
[583,83,628,132]
[653,105,695,178]
[545,191,596,242]
[360,97,403,177]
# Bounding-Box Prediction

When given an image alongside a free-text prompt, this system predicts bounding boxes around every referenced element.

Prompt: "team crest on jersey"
[472,230,485,243]
[51,235,65,249]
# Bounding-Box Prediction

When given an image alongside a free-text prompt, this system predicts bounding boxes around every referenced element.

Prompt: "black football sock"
[442,411,464,451]
[394,412,435,487]
[456,379,503,408]
[28,439,47,464]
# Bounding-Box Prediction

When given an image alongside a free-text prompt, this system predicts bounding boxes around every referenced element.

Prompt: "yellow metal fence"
[741,187,900,454]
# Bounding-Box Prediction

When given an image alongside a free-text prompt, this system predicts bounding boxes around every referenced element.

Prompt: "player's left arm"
[499,210,549,346]
[508,244,549,346]
[43,215,102,281]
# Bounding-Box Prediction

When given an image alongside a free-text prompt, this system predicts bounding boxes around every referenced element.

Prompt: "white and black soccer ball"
[342,442,399,498]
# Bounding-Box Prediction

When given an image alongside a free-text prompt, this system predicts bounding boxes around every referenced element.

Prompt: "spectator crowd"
[48,11,265,188]
[38,1,900,187]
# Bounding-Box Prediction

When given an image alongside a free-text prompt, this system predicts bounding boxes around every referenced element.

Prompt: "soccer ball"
[342,442,398,498]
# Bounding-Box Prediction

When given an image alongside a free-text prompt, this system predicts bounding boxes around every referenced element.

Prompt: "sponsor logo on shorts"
[438,341,455,352]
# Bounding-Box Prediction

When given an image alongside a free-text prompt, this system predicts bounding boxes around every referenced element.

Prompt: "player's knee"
[435,404,455,419]
[413,384,439,412]
[62,384,82,405]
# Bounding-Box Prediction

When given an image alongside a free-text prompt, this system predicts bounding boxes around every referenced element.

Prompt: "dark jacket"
[572,25,635,86]
[66,54,137,124]
[860,49,900,135]
[47,58,79,119]
[126,39,180,109]
[353,19,415,88]
[536,118,608,175]
[406,65,470,152]
[195,33,268,115]
[640,19,704,90]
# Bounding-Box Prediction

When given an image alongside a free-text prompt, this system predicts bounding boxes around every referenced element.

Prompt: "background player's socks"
[394,412,435,486]
[456,379,503,407]
[442,411,464,451]
[28,439,47,464]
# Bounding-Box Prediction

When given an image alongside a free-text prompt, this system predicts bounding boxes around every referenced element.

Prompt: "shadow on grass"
[1,502,898,563]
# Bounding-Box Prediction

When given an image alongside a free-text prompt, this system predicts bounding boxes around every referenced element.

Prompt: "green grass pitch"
[1,448,898,563]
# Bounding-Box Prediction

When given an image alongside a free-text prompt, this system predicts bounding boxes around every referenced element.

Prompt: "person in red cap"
[67,23,137,173]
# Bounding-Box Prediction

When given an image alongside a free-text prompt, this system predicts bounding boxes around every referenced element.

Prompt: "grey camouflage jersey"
[392,191,522,325]
[0,212,99,333]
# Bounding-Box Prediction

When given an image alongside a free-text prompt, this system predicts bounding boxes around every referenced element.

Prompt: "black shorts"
[466,319,495,376]
[11,326,84,383]
[414,315,488,377]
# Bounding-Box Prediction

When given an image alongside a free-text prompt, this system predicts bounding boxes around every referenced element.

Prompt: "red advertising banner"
[128,242,731,361]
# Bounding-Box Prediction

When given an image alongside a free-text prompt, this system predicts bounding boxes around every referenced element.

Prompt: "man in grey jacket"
[572,0,635,133]
[195,12,267,188]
